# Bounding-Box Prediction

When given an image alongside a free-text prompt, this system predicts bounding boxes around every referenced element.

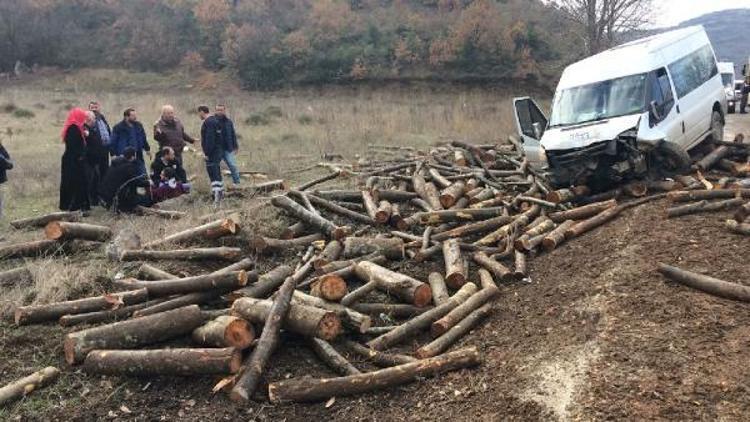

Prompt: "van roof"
[557,26,711,91]
[718,62,735,74]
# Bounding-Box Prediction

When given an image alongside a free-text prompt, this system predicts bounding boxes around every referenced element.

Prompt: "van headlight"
[539,146,548,164]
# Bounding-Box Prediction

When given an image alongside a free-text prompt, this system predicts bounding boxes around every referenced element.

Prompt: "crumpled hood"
[541,113,643,151]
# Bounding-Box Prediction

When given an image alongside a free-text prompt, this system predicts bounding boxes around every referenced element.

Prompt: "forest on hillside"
[0,0,583,88]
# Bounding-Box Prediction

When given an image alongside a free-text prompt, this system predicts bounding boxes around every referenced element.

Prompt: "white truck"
[718,62,737,113]
[513,26,726,189]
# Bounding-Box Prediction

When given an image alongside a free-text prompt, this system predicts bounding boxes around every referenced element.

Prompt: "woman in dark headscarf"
[59,108,94,211]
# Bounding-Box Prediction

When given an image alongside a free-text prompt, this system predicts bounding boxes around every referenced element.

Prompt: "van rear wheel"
[709,110,724,143]
[650,141,691,176]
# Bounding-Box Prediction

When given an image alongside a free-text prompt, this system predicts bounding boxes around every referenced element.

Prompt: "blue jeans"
[223,150,240,185]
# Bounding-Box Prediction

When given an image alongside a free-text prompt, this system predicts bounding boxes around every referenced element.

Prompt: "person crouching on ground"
[0,139,13,219]
[150,146,187,186]
[99,147,152,213]
[151,167,191,204]
[59,108,93,212]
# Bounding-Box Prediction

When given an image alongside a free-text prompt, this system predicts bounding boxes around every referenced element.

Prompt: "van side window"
[668,44,719,98]
[650,68,674,116]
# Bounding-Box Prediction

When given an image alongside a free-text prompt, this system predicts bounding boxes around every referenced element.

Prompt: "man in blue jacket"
[110,108,151,176]
[214,104,241,185]
[199,105,224,204]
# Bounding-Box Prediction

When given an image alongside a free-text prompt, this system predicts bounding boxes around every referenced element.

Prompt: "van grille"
[547,140,609,167]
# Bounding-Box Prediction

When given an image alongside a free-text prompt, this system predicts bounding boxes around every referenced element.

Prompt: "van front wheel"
[649,141,691,177]
[709,110,724,143]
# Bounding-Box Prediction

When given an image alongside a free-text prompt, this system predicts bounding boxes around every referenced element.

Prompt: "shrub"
[297,114,314,125]
[246,113,271,126]
[1,103,17,113]
[264,105,283,118]
[12,108,35,119]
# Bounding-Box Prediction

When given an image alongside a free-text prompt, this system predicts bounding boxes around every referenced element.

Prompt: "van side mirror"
[532,122,543,139]
[648,100,662,126]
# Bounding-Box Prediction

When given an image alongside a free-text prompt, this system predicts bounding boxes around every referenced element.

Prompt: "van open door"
[512,97,548,168]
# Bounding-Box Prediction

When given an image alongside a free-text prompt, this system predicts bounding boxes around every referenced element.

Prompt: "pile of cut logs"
[0,136,707,406]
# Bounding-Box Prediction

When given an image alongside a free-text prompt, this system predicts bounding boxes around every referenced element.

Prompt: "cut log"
[735,202,750,222]
[143,217,239,249]
[366,283,477,350]
[314,189,418,203]
[658,263,750,302]
[472,252,512,282]
[340,280,378,307]
[342,237,404,261]
[83,348,242,376]
[646,180,683,192]
[439,181,466,208]
[565,205,623,239]
[474,205,539,246]
[44,221,111,242]
[15,288,149,326]
[281,222,307,240]
[726,219,750,235]
[59,299,168,327]
[513,250,527,280]
[413,172,444,210]
[431,215,513,242]
[316,252,384,275]
[295,170,342,191]
[231,297,342,340]
[0,239,61,260]
[428,272,450,306]
[431,283,499,337]
[469,188,495,204]
[416,303,492,359]
[546,186,590,203]
[309,338,360,376]
[667,189,750,203]
[442,239,466,288]
[271,195,351,239]
[696,145,732,170]
[0,367,60,406]
[268,347,481,403]
[64,305,205,364]
[192,315,255,349]
[548,199,617,223]
[312,240,343,270]
[310,273,348,302]
[542,220,576,251]
[340,339,416,367]
[375,200,393,225]
[10,212,81,229]
[251,233,325,254]
[454,150,468,166]
[120,247,242,261]
[477,268,496,290]
[0,266,32,286]
[361,190,379,221]
[470,196,506,209]
[514,218,555,251]
[113,271,249,297]
[428,167,452,189]
[230,275,297,403]
[352,303,433,319]
[307,194,376,226]
[231,264,294,299]
[354,261,432,307]
[227,179,288,193]
[364,326,397,336]
[138,264,178,280]
[390,203,405,229]
[291,291,371,333]
[135,206,186,220]
[666,198,745,218]
[622,181,648,197]
[132,291,222,318]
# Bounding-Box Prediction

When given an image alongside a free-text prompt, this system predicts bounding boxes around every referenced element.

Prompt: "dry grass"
[0,69,532,317]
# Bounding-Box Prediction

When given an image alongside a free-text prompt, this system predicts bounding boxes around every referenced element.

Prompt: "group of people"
[58,102,241,213]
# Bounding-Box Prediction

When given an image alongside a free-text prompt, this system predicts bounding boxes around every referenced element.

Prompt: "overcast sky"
[653,0,750,27]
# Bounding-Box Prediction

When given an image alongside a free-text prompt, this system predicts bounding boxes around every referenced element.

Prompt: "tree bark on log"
[414,207,508,225]
[231,265,294,299]
[542,220,575,251]
[132,292,222,318]
[310,274,349,302]
[15,288,149,326]
[251,233,325,254]
[0,367,60,406]
[472,252,512,282]
[361,190,379,221]
[666,198,745,218]
[0,239,61,260]
[313,240,343,270]
[192,315,255,349]
[734,202,750,222]
[696,145,732,170]
[354,261,432,307]
[315,252,384,275]
[230,275,297,403]
[667,189,750,203]
[114,271,249,297]
[442,239,467,288]
[431,215,513,242]
[564,205,624,239]
[474,206,539,246]
[44,221,112,242]
[366,283,477,350]
[271,195,351,240]
[0,266,32,286]
[416,304,492,359]
[513,250,527,280]
[231,297,342,340]
[340,339,416,367]
[548,199,617,223]
[295,170,342,192]
[726,219,750,235]
[83,348,242,376]
[307,194,376,226]
[120,247,242,262]
[340,280,378,307]
[514,218,555,251]
[431,283,499,337]
[428,272,450,305]
[291,291,371,333]
[268,347,481,403]
[64,305,205,364]
[375,200,393,224]
[546,186,590,204]
[309,338,360,376]
[439,181,465,208]
[342,237,404,261]
[413,172,444,210]
[135,206,186,219]
[352,303,433,319]
[428,167,453,189]
[138,264,178,280]
[281,222,307,240]
[658,263,750,302]
[59,299,168,327]
[10,212,81,229]
[144,217,239,249]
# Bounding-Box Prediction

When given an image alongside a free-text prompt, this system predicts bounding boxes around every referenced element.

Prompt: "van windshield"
[549,73,648,127]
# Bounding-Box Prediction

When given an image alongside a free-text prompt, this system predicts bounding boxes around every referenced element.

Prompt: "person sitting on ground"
[153,105,197,161]
[150,146,187,185]
[0,139,13,219]
[151,167,191,204]
[99,147,152,213]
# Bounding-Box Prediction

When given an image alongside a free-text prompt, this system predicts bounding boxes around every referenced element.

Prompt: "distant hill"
[665,9,750,75]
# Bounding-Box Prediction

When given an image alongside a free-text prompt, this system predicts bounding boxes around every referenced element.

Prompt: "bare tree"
[545,0,654,55]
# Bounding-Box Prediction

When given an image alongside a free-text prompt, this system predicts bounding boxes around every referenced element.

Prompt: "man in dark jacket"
[88,101,111,177]
[99,147,151,213]
[199,105,224,204]
[110,108,151,176]
[0,140,12,219]
[214,104,241,185]
[150,146,187,185]
[154,105,197,161]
